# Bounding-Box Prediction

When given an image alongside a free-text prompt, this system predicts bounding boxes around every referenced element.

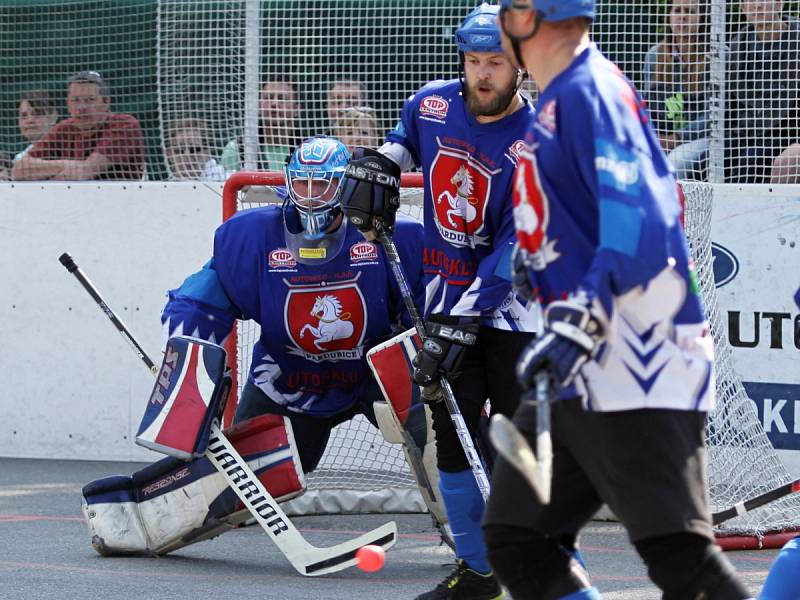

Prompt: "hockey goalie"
[81,136,446,560]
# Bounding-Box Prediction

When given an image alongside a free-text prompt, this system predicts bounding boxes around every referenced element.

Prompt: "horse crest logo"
[284,277,366,362]
[429,138,498,248]
[512,145,560,271]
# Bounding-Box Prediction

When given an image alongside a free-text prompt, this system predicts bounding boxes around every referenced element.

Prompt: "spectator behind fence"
[220,78,300,172]
[770,142,800,182]
[725,0,800,183]
[12,71,144,181]
[14,90,59,165]
[326,78,366,132]
[331,106,381,151]
[166,118,228,181]
[0,152,11,181]
[643,0,710,180]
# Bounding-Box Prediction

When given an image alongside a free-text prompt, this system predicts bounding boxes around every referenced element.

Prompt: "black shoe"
[415,560,504,599]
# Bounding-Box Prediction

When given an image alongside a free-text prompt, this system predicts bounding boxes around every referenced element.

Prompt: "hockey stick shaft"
[59,253,397,575]
[488,372,552,505]
[712,479,800,526]
[378,231,491,501]
[534,372,553,502]
[59,253,158,376]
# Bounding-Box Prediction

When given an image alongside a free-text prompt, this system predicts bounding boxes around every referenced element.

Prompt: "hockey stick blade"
[206,422,397,576]
[712,478,800,526]
[489,414,551,504]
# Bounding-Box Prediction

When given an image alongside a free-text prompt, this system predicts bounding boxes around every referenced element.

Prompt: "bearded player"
[342,5,540,598]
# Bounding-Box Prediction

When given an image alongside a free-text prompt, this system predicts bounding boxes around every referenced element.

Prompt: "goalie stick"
[712,479,800,526]
[489,372,552,505]
[59,252,397,576]
[377,231,491,501]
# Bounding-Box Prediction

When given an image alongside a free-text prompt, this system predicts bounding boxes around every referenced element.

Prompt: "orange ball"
[356,544,385,572]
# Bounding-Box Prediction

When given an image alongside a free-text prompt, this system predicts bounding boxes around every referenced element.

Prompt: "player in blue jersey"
[342,5,540,599]
[480,2,752,599]
[162,135,424,475]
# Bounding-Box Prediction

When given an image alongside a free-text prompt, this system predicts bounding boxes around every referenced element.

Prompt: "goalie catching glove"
[340,147,401,239]
[411,315,480,392]
[517,297,605,393]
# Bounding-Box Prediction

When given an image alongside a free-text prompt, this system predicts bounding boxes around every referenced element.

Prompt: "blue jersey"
[162,206,424,417]
[384,79,539,332]
[513,45,714,412]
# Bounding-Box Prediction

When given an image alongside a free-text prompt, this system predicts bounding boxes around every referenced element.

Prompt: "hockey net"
[222,171,425,515]
[683,182,800,548]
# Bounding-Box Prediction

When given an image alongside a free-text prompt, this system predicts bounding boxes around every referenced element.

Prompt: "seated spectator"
[331,106,381,150]
[14,90,59,165]
[770,142,800,182]
[165,118,228,181]
[12,71,144,181]
[725,0,800,183]
[642,0,710,180]
[220,78,300,171]
[326,78,367,132]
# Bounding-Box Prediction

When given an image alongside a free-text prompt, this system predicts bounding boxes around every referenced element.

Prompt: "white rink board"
[711,185,800,477]
[0,182,223,461]
[1,182,799,473]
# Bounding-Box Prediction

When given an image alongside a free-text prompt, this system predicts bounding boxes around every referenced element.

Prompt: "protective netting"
[683,181,800,539]
[2,1,800,183]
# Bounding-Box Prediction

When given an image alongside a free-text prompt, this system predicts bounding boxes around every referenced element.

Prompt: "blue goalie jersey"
[384,79,539,332]
[162,206,424,417]
[513,45,714,412]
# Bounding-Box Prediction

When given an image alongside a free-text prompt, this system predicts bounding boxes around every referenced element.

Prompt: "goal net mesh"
[683,182,800,540]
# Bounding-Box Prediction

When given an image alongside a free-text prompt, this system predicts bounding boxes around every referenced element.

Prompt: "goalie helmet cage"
[222,173,800,545]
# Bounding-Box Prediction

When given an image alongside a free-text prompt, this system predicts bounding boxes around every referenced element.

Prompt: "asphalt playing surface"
[0,457,777,599]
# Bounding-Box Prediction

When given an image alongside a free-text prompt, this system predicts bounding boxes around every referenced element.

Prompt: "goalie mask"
[283,136,351,265]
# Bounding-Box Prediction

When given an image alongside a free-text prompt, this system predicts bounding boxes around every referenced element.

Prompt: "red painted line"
[0,559,433,585]
[0,515,83,523]
[590,574,649,582]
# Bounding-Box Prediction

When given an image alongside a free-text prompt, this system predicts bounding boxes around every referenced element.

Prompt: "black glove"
[516,298,605,393]
[340,148,401,238]
[511,242,537,301]
[411,315,480,387]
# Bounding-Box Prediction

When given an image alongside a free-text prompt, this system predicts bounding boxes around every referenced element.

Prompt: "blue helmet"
[285,136,350,236]
[455,3,503,54]
[283,136,351,265]
[498,0,595,22]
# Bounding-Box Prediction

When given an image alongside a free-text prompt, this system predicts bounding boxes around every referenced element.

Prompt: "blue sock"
[572,548,587,568]
[438,469,490,574]
[760,536,800,600]
[557,588,602,599]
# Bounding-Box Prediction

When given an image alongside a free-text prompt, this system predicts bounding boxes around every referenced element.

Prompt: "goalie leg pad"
[82,414,304,556]
[368,328,447,525]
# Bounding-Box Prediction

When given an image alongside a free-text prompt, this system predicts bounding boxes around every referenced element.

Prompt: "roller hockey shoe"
[415,560,504,600]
